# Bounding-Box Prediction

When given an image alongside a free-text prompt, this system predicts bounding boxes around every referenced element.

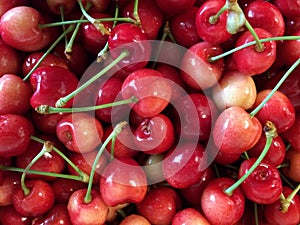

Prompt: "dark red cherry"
[46,0,76,15]
[273,0,300,19]
[154,0,195,18]
[0,205,32,225]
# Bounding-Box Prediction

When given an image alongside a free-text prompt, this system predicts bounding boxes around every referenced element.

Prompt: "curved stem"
[249,58,300,117]
[84,121,128,203]
[209,4,228,24]
[21,141,54,196]
[281,183,300,213]
[244,20,264,52]
[224,121,277,196]
[133,0,141,25]
[55,50,129,108]
[22,25,75,81]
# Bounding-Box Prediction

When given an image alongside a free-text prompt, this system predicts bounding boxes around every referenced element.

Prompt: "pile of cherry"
[1,0,300,224]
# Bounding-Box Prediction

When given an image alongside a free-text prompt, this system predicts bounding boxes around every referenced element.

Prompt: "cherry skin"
[122,0,164,40]
[0,6,52,51]
[172,208,211,225]
[273,0,300,19]
[0,171,20,206]
[212,106,262,155]
[0,205,32,225]
[180,41,224,90]
[232,28,277,76]
[29,66,79,109]
[282,147,300,183]
[67,189,108,225]
[0,74,33,115]
[100,157,147,207]
[46,0,76,15]
[282,114,300,152]
[0,39,21,77]
[154,0,196,18]
[238,158,283,204]
[195,0,231,45]
[253,89,296,133]
[134,114,175,154]
[121,68,172,118]
[201,177,245,225]
[0,0,28,17]
[12,179,55,217]
[162,142,207,189]
[244,0,285,37]
[263,186,300,225]
[56,112,104,153]
[119,214,151,225]
[0,114,34,158]
[137,186,182,225]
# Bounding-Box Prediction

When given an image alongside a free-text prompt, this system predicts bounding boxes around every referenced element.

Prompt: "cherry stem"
[84,121,128,204]
[280,183,300,213]
[209,4,228,24]
[1,166,86,182]
[30,136,89,182]
[254,203,259,225]
[224,121,277,196]
[22,25,75,81]
[244,19,264,52]
[55,50,130,108]
[21,141,54,196]
[59,6,69,46]
[36,96,138,114]
[209,36,300,62]
[249,57,300,117]
[133,0,141,25]
[77,0,109,35]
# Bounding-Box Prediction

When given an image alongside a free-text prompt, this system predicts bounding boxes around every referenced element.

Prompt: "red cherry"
[121,68,172,118]
[100,157,147,206]
[67,189,108,225]
[46,0,76,15]
[0,205,32,225]
[273,0,300,19]
[232,28,277,76]
[195,0,231,44]
[213,106,262,155]
[0,38,21,76]
[180,41,224,90]
[134,114,175,154]
[119,214,151,225]
[201,177,245,225]
[172,208,211,225]
[154,0,196,18]
[0,0,28,17]
[282,147,300,182]
[0,171,20,206]
[56,112,104,153]
[0,114,34,158]
[238,158,283,204]
[282,114,300,152]
[0,74,33,115]
[12,179,55,217]
[137,186,182,225]
[0,6,52,51]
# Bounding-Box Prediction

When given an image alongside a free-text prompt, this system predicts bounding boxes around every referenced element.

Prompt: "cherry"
[170,7,201,48]
[273,0,300,19]
[238,158,282,204]
[0,6,52,51]
[195,0,231,45]
[100,157,147,207]
[12,179,55,217]
[154,0,196,18]
[180,41,224,90]
[0,38,21,77]
[282,114,300,152]
[252,89,296,133]
[282,147,300,182]
[172,208,211,225]
[122,0,164,40]
[31,110,65,134]
[0,74,33,115]
[0,114,34,158]
[244,0,285,37]
[162,142,207,189]
[233,28,277,76]
[0,171,20,206]
[263,186,300,225]
[56,112,104,153]
[137,186,182,225]
[0,205,32,225]
[81,0,110,12]
[46,0,76,15]
[212,70,257,110]
[0,0,28,17]
[119,214,151,225]
[29,66,79,109]
[121,68,172,118]
[201,177,245,225]
[107,23,151,72]
[67,188,108,225]
[212,106,262,155]
[134,114,175,154]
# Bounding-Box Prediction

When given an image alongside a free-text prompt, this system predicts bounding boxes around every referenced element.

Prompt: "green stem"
[209,4,228,24]
[60,6,69,46]
[281,183,300,213]
[1,166,86,182]
[84,121,128,203]
[249,58,300,117]
[30,136,89,182]
[254,203,259,225]
[21,141,54,196]
[22,25,75,81]
[55,50,130,108]
[224,121,277,196]
[36,96,138,114]
[133,0,141,25]
[210,36,300,62]
[244,20,264,52]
